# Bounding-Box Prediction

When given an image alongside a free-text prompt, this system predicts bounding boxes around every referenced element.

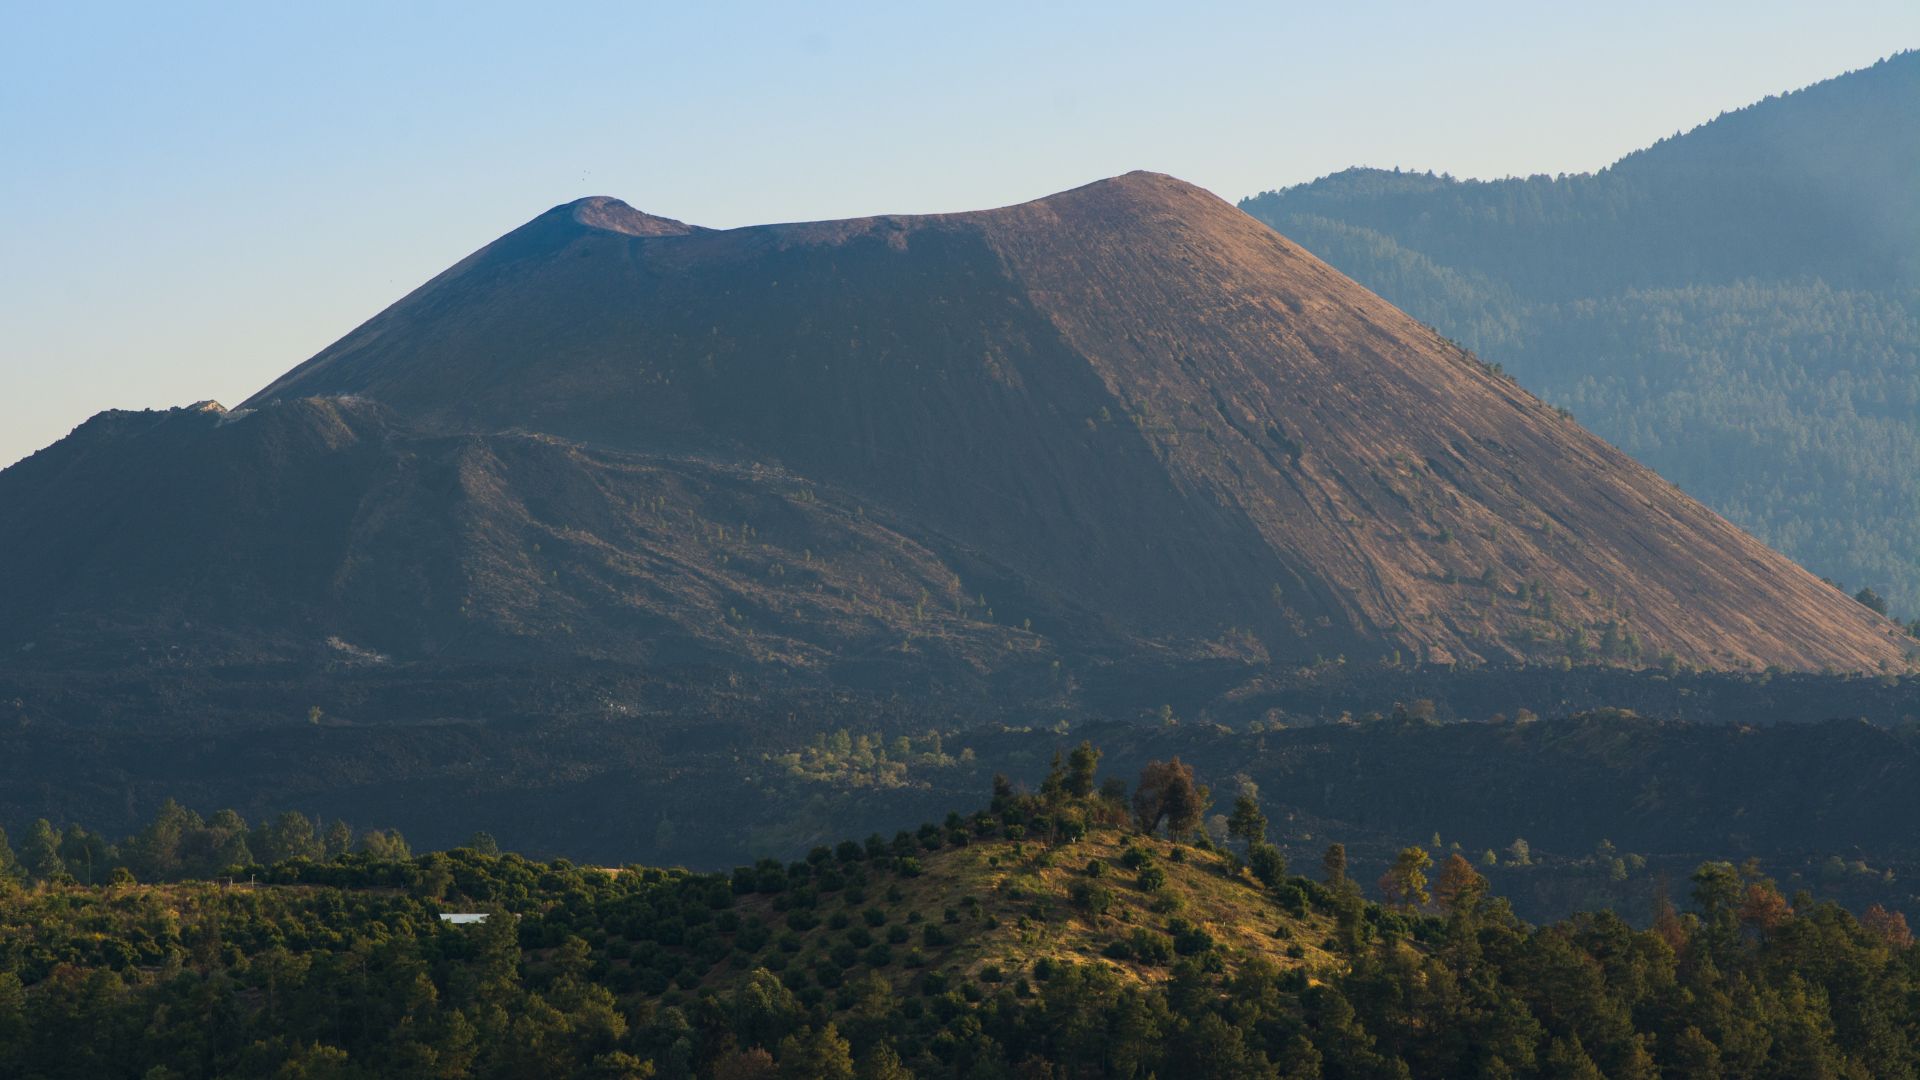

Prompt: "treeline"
[5,745,1920,1076]
[0,800,417,887]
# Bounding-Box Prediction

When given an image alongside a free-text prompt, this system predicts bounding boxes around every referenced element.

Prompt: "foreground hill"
[1241,50,1920,616]
[5,776,1919,1078]
[4,172,1910,679]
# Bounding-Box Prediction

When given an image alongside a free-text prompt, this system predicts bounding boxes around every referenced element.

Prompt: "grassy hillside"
[6,760,1920,1077]
[722,828,1339,997]
[0,800,1353,1078]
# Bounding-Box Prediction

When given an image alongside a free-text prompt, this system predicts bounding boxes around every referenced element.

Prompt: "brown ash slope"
[2,174,1907,681]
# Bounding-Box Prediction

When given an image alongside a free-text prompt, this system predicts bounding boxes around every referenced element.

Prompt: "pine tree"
[256,811,323,864]
[125,799,198,880]
[360,828,412,861]
[58,825,107,885]
[732,967,801,1050]
[1247,843,1288,889]
[0,827,18,885]
[1227,794,1269,849]
[1322,842,1348,887]
[1064,740,1100,799]
[22,819,63,882]
[1379,846,1433,910]
[777,1023,854,1079]
[324,820,355,859]
[854,1041,912,1080]
[1040,751,1067,804]
[990,773,1015,815]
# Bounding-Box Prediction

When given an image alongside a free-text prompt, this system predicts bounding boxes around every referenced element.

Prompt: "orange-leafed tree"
[1737,882,1793,934]
[1433,852,1488,913]
[1132,758,1207,838]
[1862,904,1915,948]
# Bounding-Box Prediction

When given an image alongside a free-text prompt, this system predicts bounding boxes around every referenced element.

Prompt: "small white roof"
[438,913,490,924]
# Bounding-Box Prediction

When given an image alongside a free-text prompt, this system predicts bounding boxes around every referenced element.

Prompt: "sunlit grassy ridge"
[722,827,1339,996]
[6,749,1920,1077]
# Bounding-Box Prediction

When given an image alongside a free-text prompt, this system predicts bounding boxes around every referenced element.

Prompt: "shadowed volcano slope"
[6,174,1907,678]
[0,397,1062,683]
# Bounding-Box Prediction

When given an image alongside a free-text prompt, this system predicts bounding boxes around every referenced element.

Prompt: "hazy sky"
[3,1,1916,468]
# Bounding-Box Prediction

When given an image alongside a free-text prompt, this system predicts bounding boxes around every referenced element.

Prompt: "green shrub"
[1127,929,1174,964]
[1168,917,1214,955]
[1068,879,1115,916]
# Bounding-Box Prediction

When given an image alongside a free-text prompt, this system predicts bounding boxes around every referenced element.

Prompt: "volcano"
[3,172,1909,683]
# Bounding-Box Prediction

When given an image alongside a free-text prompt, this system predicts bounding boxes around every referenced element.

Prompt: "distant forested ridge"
[1241,50,1920,616]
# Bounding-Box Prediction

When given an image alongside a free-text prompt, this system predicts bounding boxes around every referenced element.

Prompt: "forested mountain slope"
[1241,50,1920,615]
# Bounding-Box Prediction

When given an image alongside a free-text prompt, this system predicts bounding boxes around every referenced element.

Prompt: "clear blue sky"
[3,1,1915,467]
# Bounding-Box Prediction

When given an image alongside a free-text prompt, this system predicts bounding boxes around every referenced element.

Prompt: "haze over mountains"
[1242,49,1920,616]
[3,173,1907,691]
